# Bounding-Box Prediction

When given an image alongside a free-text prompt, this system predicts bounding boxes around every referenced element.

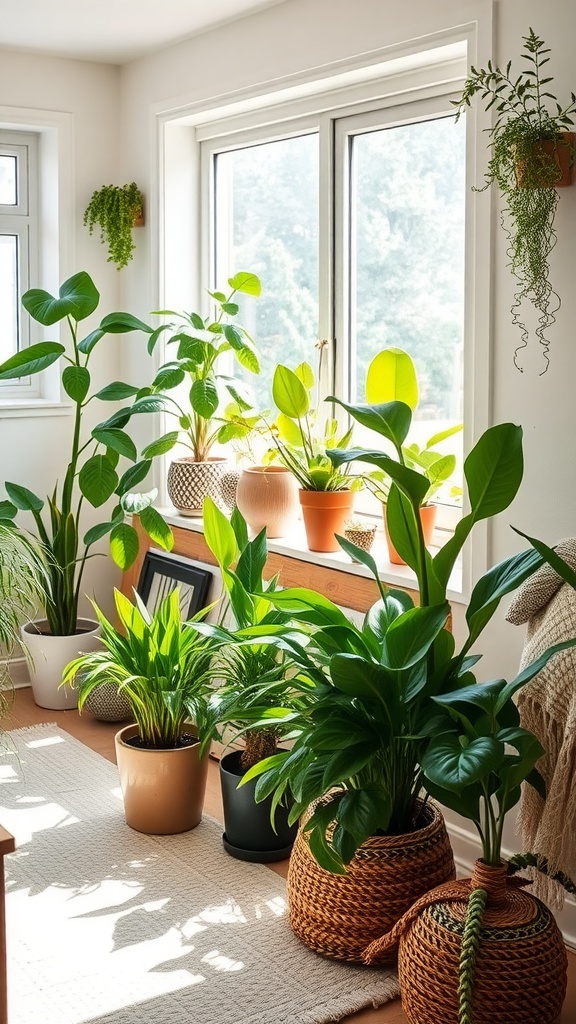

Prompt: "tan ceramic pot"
[384,503,437,565]
[298,489,355,552]
[235,465,299,538]
[115,723,210,834]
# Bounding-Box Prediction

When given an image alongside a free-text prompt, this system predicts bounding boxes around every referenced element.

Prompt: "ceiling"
[2,0,290,65]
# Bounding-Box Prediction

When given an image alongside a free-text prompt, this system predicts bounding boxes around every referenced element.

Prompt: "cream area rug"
[1,725,399,1024]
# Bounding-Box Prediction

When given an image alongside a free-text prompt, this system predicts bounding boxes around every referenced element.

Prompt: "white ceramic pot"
[21,618,102,710]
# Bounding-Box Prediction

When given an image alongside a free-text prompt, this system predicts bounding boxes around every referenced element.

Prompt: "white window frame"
[157,22,494,600]
[0,130,38,396]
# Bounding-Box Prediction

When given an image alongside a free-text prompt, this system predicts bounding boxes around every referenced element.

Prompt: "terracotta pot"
[166,457,237,516]
[367,860,568,1024]
[115,723,210,834]
[21,618,102,711]
[287,799,455,963]
[235,465,299,538]
[298,489,355,552]
[384,502,437,565]
[515,131,576,188]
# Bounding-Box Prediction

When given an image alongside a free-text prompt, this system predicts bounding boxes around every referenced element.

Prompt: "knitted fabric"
[505,538,576,908]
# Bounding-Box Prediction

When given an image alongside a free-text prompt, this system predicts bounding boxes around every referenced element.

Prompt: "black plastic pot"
[219,749,298,863]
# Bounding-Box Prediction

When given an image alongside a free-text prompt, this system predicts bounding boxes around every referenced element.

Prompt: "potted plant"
[63,587,214,834]
[265,361,359,551]
[83,182,145,270]
[242,400,548,962]
[134,272,262,516]
[362,348,461,564]
[0,271,172,709]
[192,497,306,861]
[364,647,575,1023]
[454,28,576,373]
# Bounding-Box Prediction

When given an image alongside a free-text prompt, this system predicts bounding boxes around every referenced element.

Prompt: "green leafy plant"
[363,348,461,506]
[454,28,576,372]
[83,182,144,270]
[0,271,172,636]
[63,588,215,748]
[241,399,548,872]
[136,273,262,464]
[193,497,309,771]
[0,522,48,655]
[266,361,357,491]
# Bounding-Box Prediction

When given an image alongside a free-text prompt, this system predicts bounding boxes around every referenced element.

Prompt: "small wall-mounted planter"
[515,131,576,188]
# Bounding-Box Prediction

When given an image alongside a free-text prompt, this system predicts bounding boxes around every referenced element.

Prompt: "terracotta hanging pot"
[364,859,568,1023]
[115,723,210,834]
[287,799,455,963]
[384,502,437,565]
[235,465,300,538]
[298,489,355,552]
[515,131,576,188]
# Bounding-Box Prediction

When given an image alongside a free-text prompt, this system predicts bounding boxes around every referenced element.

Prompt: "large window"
[204,93,466,511]
[0,130,38,390]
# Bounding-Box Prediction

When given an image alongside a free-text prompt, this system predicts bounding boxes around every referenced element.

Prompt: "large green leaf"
[465,547,544,647]
[330,397,412,450]
[190,377,219,418]
[422,734,503,791]
[512,528,576,591]
[109,523,140,570]
[62,365,90,403]
[141,432,179,459]
[381,602,450,671]
[99,312,153,335]
[121,489,157,514]
[94,381,141,402]
[365,348,418,409]
[22,271,99,325]
[273,364,310,419]
[465,422,523,519]
[78,455,118,507]
[364,591,414,641]
[92,428,137,462]
[0,501,17,520]
[385,485,420,570]
[329,653,392,701]
[266,587,355,628]
[202,496,239,570]
[228,271,261,296]
[235,528,267,593]
[117,460,152,494]
[139,505,173,551]
[0,342,64,380]
[4,482,44,512]
[83,521,116,546]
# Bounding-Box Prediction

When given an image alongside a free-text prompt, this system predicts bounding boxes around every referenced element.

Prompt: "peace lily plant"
[0,271,172,636]
[241,399,550,874]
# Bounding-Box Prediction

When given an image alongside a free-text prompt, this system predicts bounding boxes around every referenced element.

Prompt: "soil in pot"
[220,749,297,863]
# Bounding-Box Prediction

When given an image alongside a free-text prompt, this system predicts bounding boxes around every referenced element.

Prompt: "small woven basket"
[364,860,568,1023]
[287,798,455,964]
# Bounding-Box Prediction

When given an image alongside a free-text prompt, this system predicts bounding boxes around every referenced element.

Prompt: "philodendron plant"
[241,399,548,872]
[0,272,172,635]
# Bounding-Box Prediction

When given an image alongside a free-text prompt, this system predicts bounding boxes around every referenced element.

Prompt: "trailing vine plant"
[454,28,576,373]
[83,181,144,270]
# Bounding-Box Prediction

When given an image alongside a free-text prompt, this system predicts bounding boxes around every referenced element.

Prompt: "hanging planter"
[454,28,576,373]
[83,182,145,270]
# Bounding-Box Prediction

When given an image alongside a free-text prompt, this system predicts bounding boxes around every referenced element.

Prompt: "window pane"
[215,134,319,410]
[0,156,17,206]
[350,116,465,496]
[0,235,18,362]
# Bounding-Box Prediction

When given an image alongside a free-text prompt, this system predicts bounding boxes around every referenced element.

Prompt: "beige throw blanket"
[506,538,576,908]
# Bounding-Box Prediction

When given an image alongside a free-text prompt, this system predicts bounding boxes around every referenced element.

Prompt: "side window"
[0,130,38,392]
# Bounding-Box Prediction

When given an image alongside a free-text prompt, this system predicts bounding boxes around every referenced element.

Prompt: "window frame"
[0,129,39,397]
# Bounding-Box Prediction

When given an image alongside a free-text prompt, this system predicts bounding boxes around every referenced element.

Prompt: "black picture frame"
[136,551,214,621]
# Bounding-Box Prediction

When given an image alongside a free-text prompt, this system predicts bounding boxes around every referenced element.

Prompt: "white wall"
[0,51,126,617]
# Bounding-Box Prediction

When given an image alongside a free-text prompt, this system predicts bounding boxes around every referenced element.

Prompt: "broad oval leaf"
[94,381,141,402]
[202,496,239,570]
[0,342,64,380]
[141,431,179,459]
[109,523,140,570]
[139,505,173,551]
[117,460,152,494]
[0,501,17,520]
[273,365,310,419]
[330,397,412,450]
[422,734,504,792]
[381,601,450,671]
[228,271,261,296]
[4,482,44,512]
[465,422,523,520]
[83,521,115,546]
[62,365,91,403]
[191,377,219,418]
[22,271,99,325]
[91,427,137,462]
[99,311,153,335]
[78,455,119,507]
[365,347,419,409]
[120,489,157,515]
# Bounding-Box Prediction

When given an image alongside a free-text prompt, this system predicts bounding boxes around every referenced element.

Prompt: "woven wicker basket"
[287,798,455,964]
[364,860,567,1023]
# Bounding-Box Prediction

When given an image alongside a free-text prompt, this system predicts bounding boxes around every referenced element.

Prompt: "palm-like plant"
[0,522,48,654]
[63,588,215,748]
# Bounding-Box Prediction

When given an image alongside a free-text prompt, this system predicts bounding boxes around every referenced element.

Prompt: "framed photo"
[136,550,214,621]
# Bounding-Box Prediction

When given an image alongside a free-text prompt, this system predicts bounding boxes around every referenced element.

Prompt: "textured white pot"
[21,618,102,710]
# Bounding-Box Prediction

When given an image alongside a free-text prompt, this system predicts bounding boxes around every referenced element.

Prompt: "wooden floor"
[6,686,576,1024]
